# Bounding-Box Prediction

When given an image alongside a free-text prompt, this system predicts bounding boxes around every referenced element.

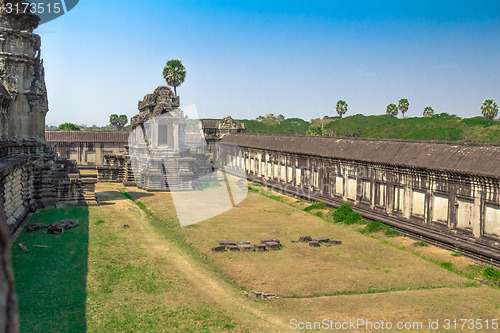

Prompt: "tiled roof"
[220,134,500,178]
[45,131,130,143]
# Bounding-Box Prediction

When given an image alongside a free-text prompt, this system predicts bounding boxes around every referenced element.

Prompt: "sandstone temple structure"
[97,86,214,191]
[219,134,500,264]
[0,3,97,237]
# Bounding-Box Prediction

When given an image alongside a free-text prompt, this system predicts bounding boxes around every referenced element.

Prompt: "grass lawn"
[11,183,500,332]
[11,206,90,332]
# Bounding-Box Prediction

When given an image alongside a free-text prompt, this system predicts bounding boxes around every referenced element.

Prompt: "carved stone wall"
[0,195,18,333]
[0,2,97,236]
[0,0,47,140]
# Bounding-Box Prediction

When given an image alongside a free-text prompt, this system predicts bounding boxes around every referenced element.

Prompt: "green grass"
[483,267,500,282]
[12,206,89,333]
[303,201,328,211]
[413,241,429,247]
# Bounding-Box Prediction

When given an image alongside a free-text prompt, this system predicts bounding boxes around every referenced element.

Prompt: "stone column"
[173,123,179,149]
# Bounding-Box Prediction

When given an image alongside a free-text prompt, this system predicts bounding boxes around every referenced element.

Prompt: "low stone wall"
[0,141,97,237]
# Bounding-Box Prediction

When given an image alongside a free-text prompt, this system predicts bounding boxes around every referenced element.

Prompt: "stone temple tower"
[0,0,48,140]
[0,1,97,236]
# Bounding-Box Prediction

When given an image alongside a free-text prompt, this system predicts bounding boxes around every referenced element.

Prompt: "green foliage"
[239,113,499,143]
[256,113,285,124]
[331,203,353,222]
[335,100,348,118]
[109,114,128,131]
[451,252,462,257]
[243,117,310,135]
[483,267,500,282]
[94,219,104,225]
[480,99,499,125]
[343,211,366,225]
[58,122,80,130]
[360,220,401,236]
[440,262,454,271]
[313,211,323,217]
[398,98,409,117]
[361,221,385,233]
[423,106,434,118]
[163,59,186,96]
[386,103,398,117]
[306,123,325,136]
[304,201,329,211]
[413,241,429,247]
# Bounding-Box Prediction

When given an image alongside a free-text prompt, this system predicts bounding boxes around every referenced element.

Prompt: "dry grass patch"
[87,184,256,332]
[135,187,470,298]
[269,286,500,332]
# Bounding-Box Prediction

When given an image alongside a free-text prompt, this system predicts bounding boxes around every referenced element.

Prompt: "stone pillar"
[173,123,179,149]
[404,184,411,219]
[472,184,482,238]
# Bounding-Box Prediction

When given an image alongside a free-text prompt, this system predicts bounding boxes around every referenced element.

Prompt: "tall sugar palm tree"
[398,98,409,118]
[423,106,434,118]
[162,59,186,96]
[481,99,498,126]
[386,103,398,117]
[335,100,348,118]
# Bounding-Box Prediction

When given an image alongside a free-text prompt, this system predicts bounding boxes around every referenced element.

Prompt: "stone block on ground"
[299,236,312,242]
[211,246,226,252]
[312,237,330,243]
[238,244,253,251]
[24,222,46,232]
[309,241,320,247]
[60,219,78,229]
[237,240,251,245]
[330,240,342,245]
[227,245,240,252]
[323,242,332,247]
[47,222,64,234]
[219,240,236,246]
[254,243,267,252]
[261,238,280,245]
[265,241,280,250]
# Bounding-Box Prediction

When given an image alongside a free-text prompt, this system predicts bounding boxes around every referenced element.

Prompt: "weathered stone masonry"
[219,134,500,263]
[0,1,97,239]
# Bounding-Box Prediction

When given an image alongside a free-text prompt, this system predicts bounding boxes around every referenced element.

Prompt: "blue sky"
[39,0,500,126]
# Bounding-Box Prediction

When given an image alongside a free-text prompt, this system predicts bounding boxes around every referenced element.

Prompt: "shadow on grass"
[97,190,154,203]
[12,206,89,333]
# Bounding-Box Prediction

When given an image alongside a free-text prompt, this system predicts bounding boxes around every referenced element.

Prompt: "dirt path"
[114,190,289,332]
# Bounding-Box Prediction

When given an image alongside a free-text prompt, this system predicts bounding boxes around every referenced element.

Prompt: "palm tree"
[335,100,348,118]
[398,98,409,118]
[386,103,398,117]
[109,114,128,131]
[162,59,186,96]
[481,99,498,126]
[423,106,434,118]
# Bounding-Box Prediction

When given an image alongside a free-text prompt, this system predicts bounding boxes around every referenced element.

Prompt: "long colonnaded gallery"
[218,134,500,264]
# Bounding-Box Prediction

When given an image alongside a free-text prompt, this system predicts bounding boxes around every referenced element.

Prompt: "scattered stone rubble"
[296,236,342,247]
[242,291,279,300]
[24,219,78,234]
[211,238,282,252]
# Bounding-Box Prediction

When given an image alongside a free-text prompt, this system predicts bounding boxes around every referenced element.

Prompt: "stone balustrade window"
[432,194,449,222]
[412,190,425,217]
[393,185,404,212]
[335,175,343,196]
